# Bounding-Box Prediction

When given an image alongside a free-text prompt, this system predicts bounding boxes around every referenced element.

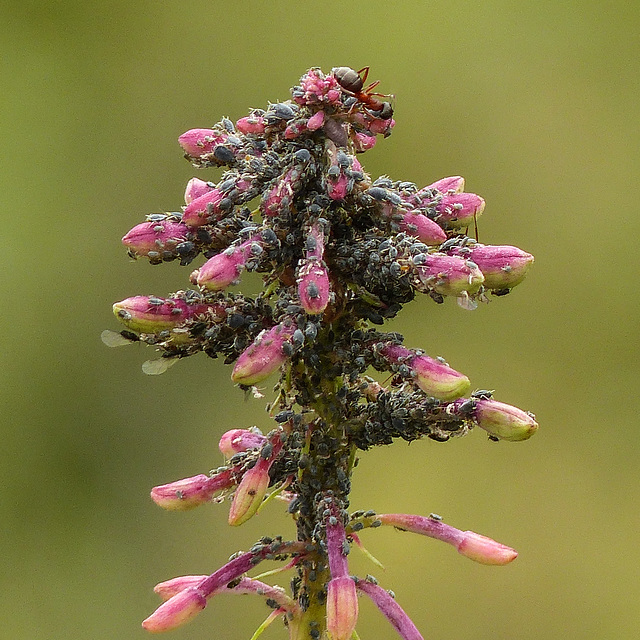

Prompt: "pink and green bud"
[235,114,266,135]
[296,68,342,106]
[231,322,296,386]
[218,428,266,458]
[228,434,283,526]
[150,470,235,511]
[178,128,227,158]
[112,296,221,334]
[154,575,208,601]
[298,261,331,314]
[425,175,465,194]
[297,222,331,314]
[121,220,189,259]
[473,398,538,441]
[434,192,485,228]
[356,578,423,640]
[326,576,359,640]
[417,254,485,297]
[377,513,517,566]
[380,344,470,401]
[193,236,263,291]
[397,211,447,246]
[449,244,534,291]
[142,586,207,633]
[184,178,214,204]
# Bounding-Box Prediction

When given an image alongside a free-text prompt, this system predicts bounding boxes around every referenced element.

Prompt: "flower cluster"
[105,67,537,639]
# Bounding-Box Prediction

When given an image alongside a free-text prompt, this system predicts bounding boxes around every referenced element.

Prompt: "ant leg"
[357,66,370,85]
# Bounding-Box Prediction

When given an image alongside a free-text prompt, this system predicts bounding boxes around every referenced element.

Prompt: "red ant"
[332,67,394,119]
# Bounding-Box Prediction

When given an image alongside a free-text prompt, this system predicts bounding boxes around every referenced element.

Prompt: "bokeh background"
[2,1,639,638]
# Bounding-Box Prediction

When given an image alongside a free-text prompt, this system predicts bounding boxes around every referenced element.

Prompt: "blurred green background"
[2,1,638,638]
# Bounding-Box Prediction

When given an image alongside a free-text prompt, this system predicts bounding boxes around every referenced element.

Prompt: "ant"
[332,67,394,119]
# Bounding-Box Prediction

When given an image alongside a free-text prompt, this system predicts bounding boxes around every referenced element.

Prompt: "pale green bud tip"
[457,531,518,565]
[474,399,538,441]
[326,576,359,640]
[142,586,206,633]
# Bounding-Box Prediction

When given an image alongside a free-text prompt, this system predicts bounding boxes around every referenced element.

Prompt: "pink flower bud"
[352,131,377,152]
[182,188,226,227]
[227,461,270,526]
[434,193,485,228]
[236,114,266,135]
[284,120,307,139]
[142,586,207,633]
[377,513,518,566]
[154,575,208,601]
[473,398,538,441]
[228,433,283,526]
[417,254,484,297]
[178,128,226,158]
[306,110,325,130]
[112,296,216,333]
[121,220,190,259]
[368,117,395,136]
[150,471,235,510]
[449,244,534,291]
[194,236,262,291]
[426,176,465,194]
[326,577,359,640]
[231,322,296,386]
[184,178,214,204]
[218,428,266,458]
[456,531,518,565]
[356,578,423,640]
[297,261,331,314]
[380,344,470,401]
[397,211,447,246]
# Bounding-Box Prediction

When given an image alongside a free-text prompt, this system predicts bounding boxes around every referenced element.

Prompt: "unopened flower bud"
[473,399,538,441]
[326,576,359,640]
[298,261,331,314]
[218,428,266,458]
[261,167,300,217]
[434,193,485,228]
[227,461,270,526]
[231,322,296,386]
[456,531,518,565]
[450,244,534,291]
[380,344,470,401]
[122,220,189,259]
[154,575,208,601]
[417,254,484,297]
[236,114,266,135]
[184,178,214,204]
[182,188,226,227]
[397,211,447,246]
[142,586,207,633]
[112,297,187,333]
[194,237,262,291]
[178,128,227,158]
[150,471,235,510]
